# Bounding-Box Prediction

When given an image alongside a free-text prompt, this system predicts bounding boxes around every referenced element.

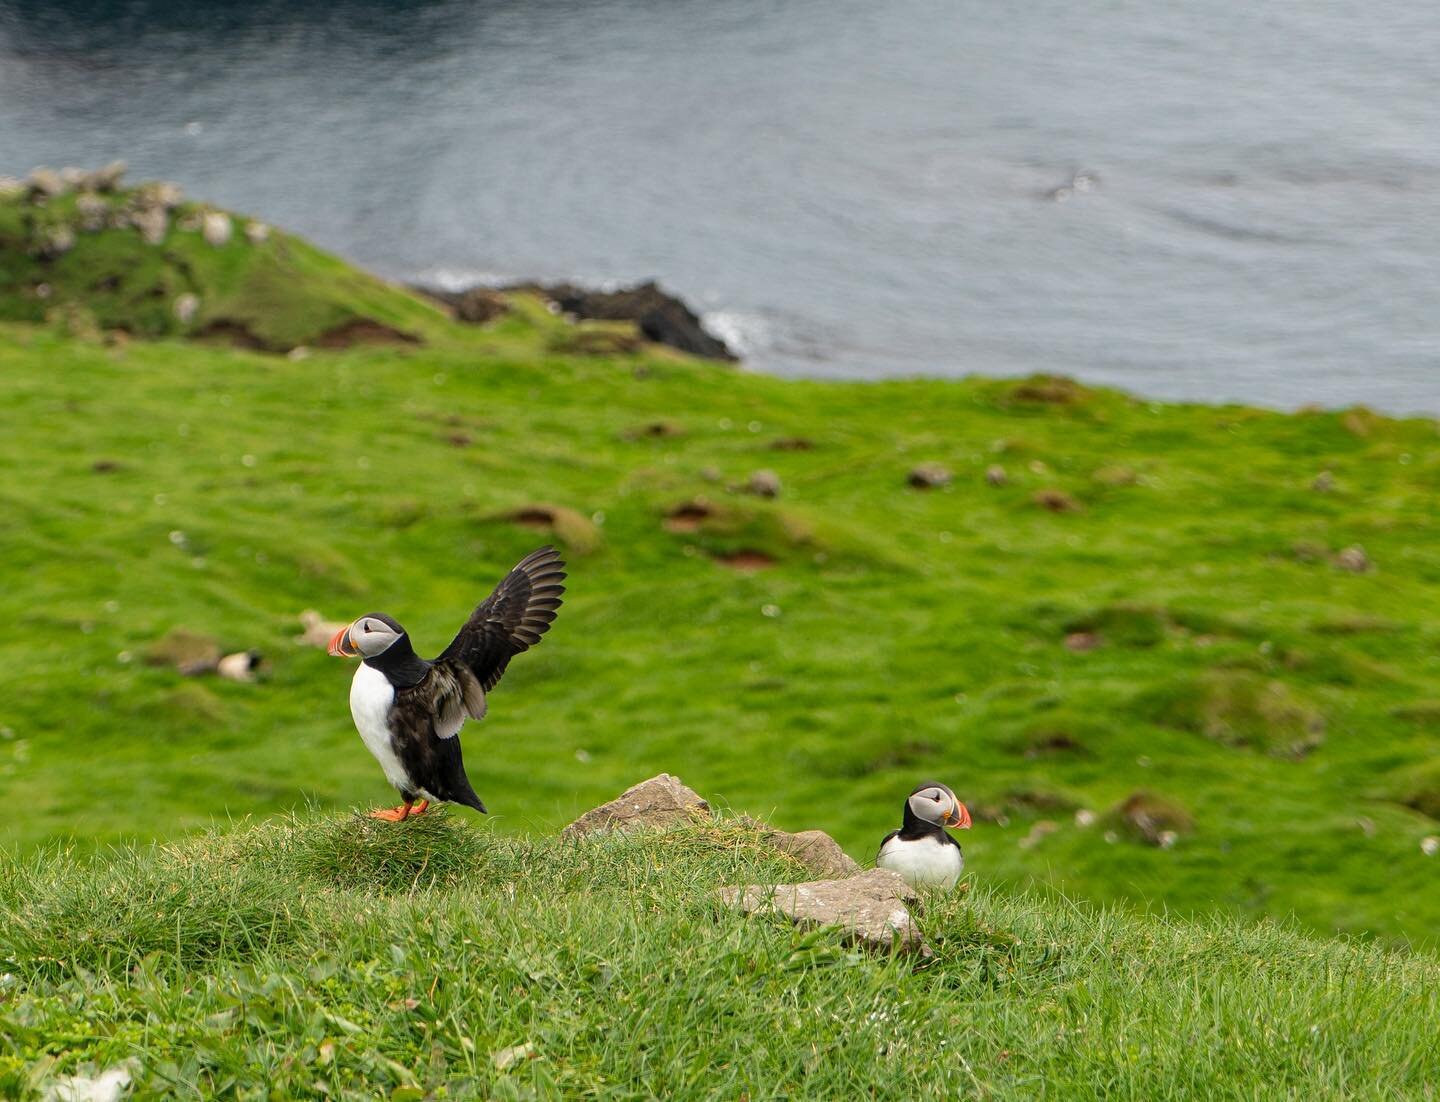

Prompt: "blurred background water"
[2,0,1437,411]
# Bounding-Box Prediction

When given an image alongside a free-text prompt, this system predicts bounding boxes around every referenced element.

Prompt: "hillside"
[2,183,1440,949]
[2,815,1438,1099]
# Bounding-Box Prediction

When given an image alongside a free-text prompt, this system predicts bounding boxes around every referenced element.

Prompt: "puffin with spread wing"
[327,546,566,821]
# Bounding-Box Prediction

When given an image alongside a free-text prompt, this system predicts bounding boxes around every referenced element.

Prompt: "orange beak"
[327,627,357,657]
[945,803,972,830]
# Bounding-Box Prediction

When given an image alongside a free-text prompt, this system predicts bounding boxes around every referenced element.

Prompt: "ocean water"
[2,0,1438,413]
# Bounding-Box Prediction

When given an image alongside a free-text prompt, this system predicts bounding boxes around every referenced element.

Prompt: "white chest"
[349,663,411,792]
[877,834,964,890]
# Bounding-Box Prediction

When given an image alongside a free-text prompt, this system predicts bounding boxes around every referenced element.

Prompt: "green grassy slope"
[2,200,1440,947]
[2,816,1437,1099]
[0,182,447,349]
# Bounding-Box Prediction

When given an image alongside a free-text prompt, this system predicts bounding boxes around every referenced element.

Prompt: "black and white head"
[907,780,972,830]
[327,613,406,659]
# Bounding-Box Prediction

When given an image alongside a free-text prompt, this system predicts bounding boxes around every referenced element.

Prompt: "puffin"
[876,780,972,890]
[327,545,565,821]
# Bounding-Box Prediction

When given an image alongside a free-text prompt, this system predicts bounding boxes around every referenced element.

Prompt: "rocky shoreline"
[413,278,737,362]
[5,162,737,363]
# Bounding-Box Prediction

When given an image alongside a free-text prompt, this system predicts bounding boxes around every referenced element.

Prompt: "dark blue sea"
[3,0,1438,412]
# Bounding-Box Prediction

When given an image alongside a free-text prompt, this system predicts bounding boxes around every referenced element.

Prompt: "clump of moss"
[1147,670,1325,759]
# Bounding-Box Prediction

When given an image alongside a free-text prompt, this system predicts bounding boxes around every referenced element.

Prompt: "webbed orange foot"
[369,802,414,822]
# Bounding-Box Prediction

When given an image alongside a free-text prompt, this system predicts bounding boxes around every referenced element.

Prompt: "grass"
[2,814,1438,1099]
[3,187,1440,960]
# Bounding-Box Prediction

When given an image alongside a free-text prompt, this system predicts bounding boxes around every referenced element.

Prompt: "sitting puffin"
[876,780,972,890]
[327,545,565,821]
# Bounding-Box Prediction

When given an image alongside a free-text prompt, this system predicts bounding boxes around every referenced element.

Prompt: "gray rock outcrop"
[719,868,930,956]
[563,773,711,838]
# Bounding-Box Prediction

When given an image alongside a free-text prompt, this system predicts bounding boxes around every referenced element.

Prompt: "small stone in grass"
[1335,545,1371,573]
[985,464,1008,486]
[1422,836,1439,857]
[1065,631,1100,652]
[908,463,952,489]
[746,469,782,498]
[1312,470,1336,493]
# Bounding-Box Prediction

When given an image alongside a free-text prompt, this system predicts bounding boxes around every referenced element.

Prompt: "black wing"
[435,545,566,693]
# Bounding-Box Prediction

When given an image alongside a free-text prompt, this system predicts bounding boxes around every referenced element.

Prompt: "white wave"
[702,310,773,358]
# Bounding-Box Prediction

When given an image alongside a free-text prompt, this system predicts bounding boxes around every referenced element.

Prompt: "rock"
[143,627,221,676]
[417,285,510,324]
[295,609,347,647]
[59,166,87,188]
[760,827,861,879]
[217,651,263,682]
[201,211,233,246]
[26,167,65,201]
[173,293,200,325]
[75,194,109,232]
[1064,631,1101,652]
[562,773,711,838]
[907,463,952,489]
[719,868,930,957]
[745,469,782,498]
[508,280,736,361]
[131,206,168,245]
[244,220,270,245]
[1034,488,1081,512]
[1336,545,1371,573]
[1312,470,1336,493]
[37,225,75,259]
[985,464,1008,486]
[84,160,127,192]
[132,181,183,209]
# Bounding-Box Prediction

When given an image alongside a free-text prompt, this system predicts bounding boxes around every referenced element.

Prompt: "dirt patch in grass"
[313,318,420,349]
[195,319,267,350]
[714,549,776,571]
[494,503,601,554]
[664,500,715,533]
[1034,488,1082,513]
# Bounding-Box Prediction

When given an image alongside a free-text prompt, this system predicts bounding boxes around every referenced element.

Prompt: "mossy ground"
[2,199,1440,955]
[2,816,1438,1099]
